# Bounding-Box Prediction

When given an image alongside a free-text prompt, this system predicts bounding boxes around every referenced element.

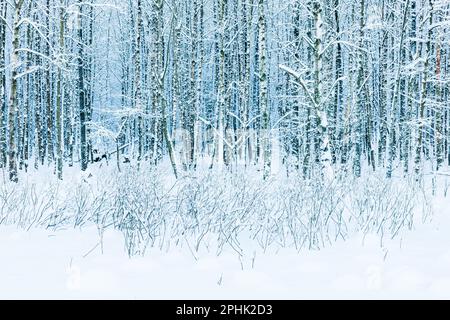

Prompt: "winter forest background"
[1,0,450,261]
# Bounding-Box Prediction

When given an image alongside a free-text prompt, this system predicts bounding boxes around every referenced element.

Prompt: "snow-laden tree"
[0,0,449,182]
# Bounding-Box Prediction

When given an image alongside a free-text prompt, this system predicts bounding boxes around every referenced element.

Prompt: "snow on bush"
[0,167,433,256]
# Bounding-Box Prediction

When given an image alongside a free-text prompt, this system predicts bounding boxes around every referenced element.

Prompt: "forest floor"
[0,165,449,299]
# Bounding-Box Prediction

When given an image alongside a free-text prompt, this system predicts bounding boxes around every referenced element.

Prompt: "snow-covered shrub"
[0,176,63,229]
[272,174,349,250]
[109,166,170,255]
[348,173,427,240]
[0,166,435,256]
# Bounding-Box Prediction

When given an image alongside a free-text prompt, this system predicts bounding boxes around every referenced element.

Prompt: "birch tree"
[0,0,448,183]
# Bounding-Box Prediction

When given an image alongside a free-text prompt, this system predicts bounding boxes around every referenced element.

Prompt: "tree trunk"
[78,0,88,171]
[56,1,65,179]
[8,0,25,182]
[258,0,271,179]
[0,0,7,168]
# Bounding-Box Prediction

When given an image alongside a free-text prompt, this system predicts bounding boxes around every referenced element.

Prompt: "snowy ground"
[0,192,449,300]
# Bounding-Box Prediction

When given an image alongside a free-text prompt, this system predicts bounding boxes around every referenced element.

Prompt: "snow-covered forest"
[0,0,450,299]
[1,0,449,181]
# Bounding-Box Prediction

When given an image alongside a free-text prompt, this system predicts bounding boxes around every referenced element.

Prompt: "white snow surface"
[0,193,449,300]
